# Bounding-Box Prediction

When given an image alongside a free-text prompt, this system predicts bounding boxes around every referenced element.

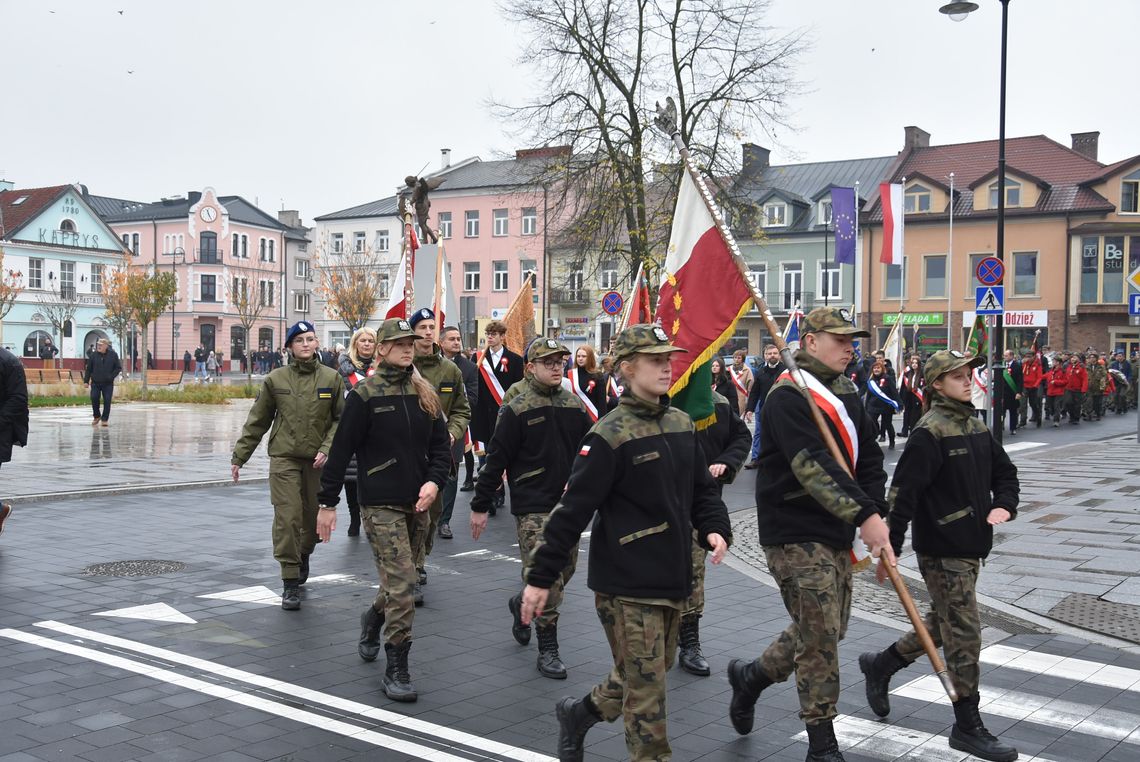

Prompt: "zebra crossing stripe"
[979,643,1140,692]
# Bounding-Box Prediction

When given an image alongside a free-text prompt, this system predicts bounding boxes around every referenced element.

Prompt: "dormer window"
[818,200,833,226]
[988,178,1021,208]
[764,202,787,227]
[1121,170,1140,214]
[59,219,76,232]
[904,184,932,213]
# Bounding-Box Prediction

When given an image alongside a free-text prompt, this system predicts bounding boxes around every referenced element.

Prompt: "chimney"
[278,210,302,228]
[903,126,931,150]
[187,190,202,205]
[742,143,770,175]
[1071,131,1100,161]
[440,148,451,169]
[0,179,13,192]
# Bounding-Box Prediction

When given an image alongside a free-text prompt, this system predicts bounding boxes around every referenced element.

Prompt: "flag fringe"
[667,297,753,398]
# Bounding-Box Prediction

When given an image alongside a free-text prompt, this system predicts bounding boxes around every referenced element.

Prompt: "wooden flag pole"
[653,97,957,702]
[400,208,416,318]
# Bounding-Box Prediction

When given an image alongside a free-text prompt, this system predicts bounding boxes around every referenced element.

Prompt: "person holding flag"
[470,320,524,515]
[726,307,892,762]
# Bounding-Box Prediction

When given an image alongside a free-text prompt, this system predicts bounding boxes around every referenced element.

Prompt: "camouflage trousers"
[411,493,442,571]
[893,555,982,700]
[516,513,578,628]
[268,456,320,580]
[361,505,425,645]
[590,594,681,761]
[756,542,853,724]
[684,530,706,617]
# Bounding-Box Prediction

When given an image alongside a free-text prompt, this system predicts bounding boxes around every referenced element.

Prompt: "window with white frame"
[465,210,479,237]
[463,262,480,291]
[818,200,833,226]
[294,292,310,313]
[493,209,509,237]
[90,263,103,294]
[267,240,275,262]
[375,229,390,252]
[746,263,766,295]
[1012,251,1038,296]
[438,212,452,239]
[819,262,840,300]
[600,259,619,289]
[29,258,43,289]
[493,260,508,291]
[905,185,932,213]
[331,233,344,253]
[520,259,537,288]
[200,274,217,302]
[232,277,249,303]
[259,280,275,307]
[130,232,140,256]
[988,178,1021,209]
[568,269,584,299]
[884,259,907,299]
[763,202,787,227]
[59,261,75,298]
[522,207,537,235]
[259,238,267,261]
[968,252,990,291]
[354,231,366,252]
[240,234,248,258]
[378,273,390,299]
[1120,171,1139,213]
[923,254,946,298]
[295,259,310,280]
[231,234,239,258]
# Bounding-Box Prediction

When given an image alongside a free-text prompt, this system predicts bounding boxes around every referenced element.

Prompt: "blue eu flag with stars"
[831,187,857,265]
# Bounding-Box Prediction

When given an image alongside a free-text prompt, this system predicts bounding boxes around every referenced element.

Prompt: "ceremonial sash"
[346,366,375,394]
[729,367,748,397]
[479,351,507,406]
[608,375,624,398]
[1003,367,1018,394]
[866,377,900,412]
[566,369,600,422]
[902,371,924,403]
[777,370,859,470]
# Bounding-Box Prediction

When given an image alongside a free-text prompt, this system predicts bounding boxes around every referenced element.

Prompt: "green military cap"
[378,317,416,342]
[923,349,984,387]
[527,337,570,362]
[801,306,870,338]
[611,324,687,363]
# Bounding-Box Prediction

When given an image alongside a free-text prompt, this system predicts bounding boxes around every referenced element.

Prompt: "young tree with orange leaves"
[0,246,24,348]
[313,233,393,332]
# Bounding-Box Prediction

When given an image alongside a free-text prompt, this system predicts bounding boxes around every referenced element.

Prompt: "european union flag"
[831,187,857,265]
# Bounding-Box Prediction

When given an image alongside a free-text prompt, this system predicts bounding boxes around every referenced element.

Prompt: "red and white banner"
[777,369,859,470]
[566,370,600,422]
[384,250,410,320]
[479,352,507,406]
[879,182,904,266]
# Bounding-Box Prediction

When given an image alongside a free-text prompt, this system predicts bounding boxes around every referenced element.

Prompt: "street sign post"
[601,290,624,316]
[976,286,1004,315]
[976,256,1005,286]
[1130,293,1140,317]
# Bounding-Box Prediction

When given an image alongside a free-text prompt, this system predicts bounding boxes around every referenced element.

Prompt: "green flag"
[966,315,988,357]
[671,360,715,427]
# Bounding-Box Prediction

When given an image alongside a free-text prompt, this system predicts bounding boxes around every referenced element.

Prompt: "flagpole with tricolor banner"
[652,96,956,703]
[617,261,652,332]
[385,205,420,319]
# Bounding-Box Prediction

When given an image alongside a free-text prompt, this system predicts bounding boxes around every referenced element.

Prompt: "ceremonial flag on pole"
[502,273,537,356]
[782,303,803,350]
[965,314,988,357]
[830,187,857,265]
[384,249,410,320]
[432,243,450,326]
[882,310,905,376]
[655,170,754,427]
[879,183,904,266]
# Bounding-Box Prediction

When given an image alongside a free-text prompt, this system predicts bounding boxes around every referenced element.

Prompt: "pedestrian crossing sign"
[976,286,1004,315]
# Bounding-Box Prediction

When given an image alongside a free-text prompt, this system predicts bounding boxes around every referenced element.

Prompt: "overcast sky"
[3,0,1137,224]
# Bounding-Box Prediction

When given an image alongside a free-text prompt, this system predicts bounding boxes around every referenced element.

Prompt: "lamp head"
[939,1,979,22]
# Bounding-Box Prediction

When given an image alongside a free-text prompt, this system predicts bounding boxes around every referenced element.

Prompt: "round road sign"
[601,291,624,316]
[976,256,1005,286]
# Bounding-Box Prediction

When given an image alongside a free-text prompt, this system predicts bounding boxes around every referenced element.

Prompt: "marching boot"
[949,694,1018,762]
[678,614,711,676]
[535,623,567,679]
[347,504,361,537]
[727,658,773,735]
[417,567,428,585]
[358,605,384,662]
[281,581,301,611]
[805,720,846,762]
[859,645,908,717]
[298,553,311,585]
[508,593,532,645]
[382,641,418,702]
[413,581,424,607]
[556,695,601,762]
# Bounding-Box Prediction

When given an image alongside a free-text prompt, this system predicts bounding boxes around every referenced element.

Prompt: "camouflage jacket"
[529,393,732,600]
[755,351,887,551]
[414,345,471,442]
[887,395,1019,559]
[1087,363,1108,394]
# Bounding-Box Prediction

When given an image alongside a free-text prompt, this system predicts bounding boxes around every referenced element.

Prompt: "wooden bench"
[27,369,72,384]
[144,370,186,386]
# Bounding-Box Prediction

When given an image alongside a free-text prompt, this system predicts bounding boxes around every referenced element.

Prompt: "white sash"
[778,370,859,469]
[729,366,748,396]
[567,369,599,422]
[866,377,900,412]
[608,375,624,398]
[479,351,507,406]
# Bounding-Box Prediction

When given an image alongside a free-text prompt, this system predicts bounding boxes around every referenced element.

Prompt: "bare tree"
[312,232,395,332]
[496,0,806,283]
[226,266,270,387]
[0,246,24,348]
[36,284,81,368]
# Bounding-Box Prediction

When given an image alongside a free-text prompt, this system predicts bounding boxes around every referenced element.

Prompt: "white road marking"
[93,602,196,624]
[450,549,491,557]
[29,621,555,762]
[448,548,521,563]
[1003,440,1047,453]
[304,573,356,583]
[197,585,280,605]
[980,643,1140,692]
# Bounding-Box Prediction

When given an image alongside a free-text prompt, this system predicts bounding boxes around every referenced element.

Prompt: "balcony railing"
[196,248,223,264]
[745,290,820,313]
[551,288,589,305]
[59,285,77,301]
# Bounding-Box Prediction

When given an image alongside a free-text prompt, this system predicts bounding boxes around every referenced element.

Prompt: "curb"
[8,477,270,504]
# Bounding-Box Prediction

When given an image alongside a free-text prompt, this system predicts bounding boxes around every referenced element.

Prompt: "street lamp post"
[941,0,1008,443]
[163,246,186,368]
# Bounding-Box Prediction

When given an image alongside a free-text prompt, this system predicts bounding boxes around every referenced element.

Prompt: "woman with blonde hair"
[567,344,607,419]
[336,326,378,535]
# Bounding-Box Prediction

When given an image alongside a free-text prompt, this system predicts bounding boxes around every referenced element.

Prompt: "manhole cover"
[82,560,186,577]
[1049,593,1140,644]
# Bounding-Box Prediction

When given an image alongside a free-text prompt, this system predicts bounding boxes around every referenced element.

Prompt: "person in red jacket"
[1044,362,1068,427]
[1064,353,1088,425]
[1019,349,1044,428]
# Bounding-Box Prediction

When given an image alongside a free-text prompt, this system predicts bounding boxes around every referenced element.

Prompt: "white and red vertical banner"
[879,182,904,266]
[384,250,410,319]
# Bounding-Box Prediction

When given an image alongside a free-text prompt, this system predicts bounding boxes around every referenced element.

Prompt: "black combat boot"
[859,645,908,717]
[347,504,360,537]
[508,593,532,645]
[281,581,301,611]
[805,720,846,762]
[417,567,428,585]
[535,623,567,679]
[678,614,711,676]
[358,605,384,662]
[556,695,601,762]
[298,554,311,585]
[727,658,773,735]
[413,581,424,607]
[382,641,417,702]
[949,694,1018,762]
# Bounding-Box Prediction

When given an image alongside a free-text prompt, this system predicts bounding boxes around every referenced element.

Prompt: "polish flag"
[879,183,904,266]
[384,250,409,319]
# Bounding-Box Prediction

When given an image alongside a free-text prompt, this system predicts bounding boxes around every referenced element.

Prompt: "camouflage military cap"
[611,324,687,363]
[527,337,570,362]
[378,317,416,342]
[801,307,870,338]
[924,349,984,386]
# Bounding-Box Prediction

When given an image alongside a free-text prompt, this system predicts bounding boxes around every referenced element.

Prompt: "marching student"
[567,345,607,420]
[865,359,900,450]
[471,338,592,679]
[336,326,378,536]
[521,324,731,762]
[860,349,1019,762]
[470,320,524,515]
[729,349,754,415]
[899,355,925,437]
[1045,359,1068,427]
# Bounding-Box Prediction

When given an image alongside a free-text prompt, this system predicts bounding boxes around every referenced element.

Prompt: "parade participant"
[743,343,783,469]
[730,349,754,415]
[1019,347,1044,428]
[0,345,29,536]
[521,324,731,762]
[567,345,607,420]
[899,355,925,438]
[231,321,345,610]
[865,359,900,450]
[860,349,1019,762]
[410,308,470,605]
[336,327,378,536]
[726,307,891,762]
[601,354,623,410]
[710,356,739,412]
[1065,353,1088,425]
[83,338,122,427]
[680,389,750,676]
[1086,352,1107,421]
[316,318,450,702]
[439,325,479,528]
[471,338,591,679]
[470,320,524,515]
[997,349,1023,436]
[1045,360,1068,427]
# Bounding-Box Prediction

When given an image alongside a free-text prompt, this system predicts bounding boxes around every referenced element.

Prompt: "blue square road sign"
[1130,293,1140,316]
[976,286,1004,315]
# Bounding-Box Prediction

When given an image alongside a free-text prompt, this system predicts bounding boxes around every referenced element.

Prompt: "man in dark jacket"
[997,349,1023,436]
[1,346,30,535]
[83,338,122,427]
[440,325,478,521]
[470,320,524,514]
[744,343,784,468]
[39,337,59,365]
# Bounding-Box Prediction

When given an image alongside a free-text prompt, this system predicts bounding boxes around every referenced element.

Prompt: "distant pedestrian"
[39,337,59,366]
[743,343,783,468]
[231,321,344,610]
[730,349,754,416]
[1065,353,1088,425]
[1086,353,1107,421]
[865,359,900,449]
[900,355,925,437]
[83,338,122,427]
[1045,361,1068,427]
[710,356,739,412]
[205,350,218,380]
[1019,348,1044,428]
[0,346,30,534]
[997,349,1022,436]
[182,350,192,373]
[193,345,207,382]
